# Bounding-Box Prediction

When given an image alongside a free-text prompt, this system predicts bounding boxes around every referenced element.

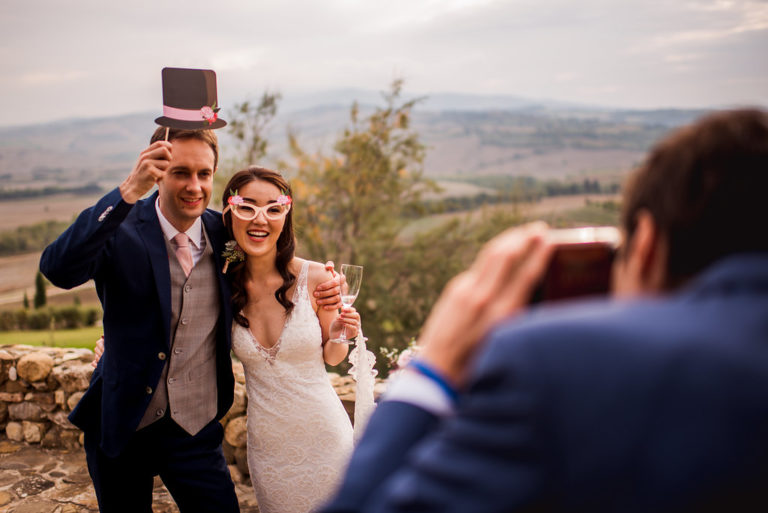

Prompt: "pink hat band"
[162,105,206,122]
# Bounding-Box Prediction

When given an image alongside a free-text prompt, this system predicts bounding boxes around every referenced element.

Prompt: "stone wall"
[0,345,93,450]
[0,345,374,481]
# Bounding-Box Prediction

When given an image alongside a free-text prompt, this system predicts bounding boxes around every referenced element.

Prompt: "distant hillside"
[0,113,155,189]
[0,92,708,193]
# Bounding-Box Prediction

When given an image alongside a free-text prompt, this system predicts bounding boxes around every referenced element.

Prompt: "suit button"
[181,318,189,325]
[173,348,183,354]
[145,386,153,395]
[184,284,191,293]
[168,377,176,385]
[158,352,167,360]
[156,409,164,416]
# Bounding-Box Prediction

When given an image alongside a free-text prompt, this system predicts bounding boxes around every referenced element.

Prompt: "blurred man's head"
[613,108,768,296]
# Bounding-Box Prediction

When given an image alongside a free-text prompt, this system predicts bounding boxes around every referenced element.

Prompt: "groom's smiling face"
[157,138,216,232]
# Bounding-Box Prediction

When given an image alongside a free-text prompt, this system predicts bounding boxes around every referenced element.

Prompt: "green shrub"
[0,305,103,332]
[27,309,52,330]
[14,309,28,330]
[84,308,101,327]
[55,306,84,329]
[0,311,15,331]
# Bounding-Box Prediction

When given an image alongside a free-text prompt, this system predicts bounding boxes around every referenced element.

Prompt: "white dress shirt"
[155,199,206,265]
[383,368,456,417]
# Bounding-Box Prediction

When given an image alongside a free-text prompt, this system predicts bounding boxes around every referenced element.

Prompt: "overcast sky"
[1,0,766,126]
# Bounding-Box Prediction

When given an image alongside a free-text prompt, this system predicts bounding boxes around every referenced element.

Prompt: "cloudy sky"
[1,0,766,126]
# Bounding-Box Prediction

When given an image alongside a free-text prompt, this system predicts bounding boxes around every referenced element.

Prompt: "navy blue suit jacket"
[40,188,234,457]
[323,254,768,513]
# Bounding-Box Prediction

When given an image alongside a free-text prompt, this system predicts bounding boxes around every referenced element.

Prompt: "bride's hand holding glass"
[329,306,361,343]
[329,264,363,343]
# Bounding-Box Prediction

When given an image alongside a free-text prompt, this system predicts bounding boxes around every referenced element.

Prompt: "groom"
[41,125,342,511]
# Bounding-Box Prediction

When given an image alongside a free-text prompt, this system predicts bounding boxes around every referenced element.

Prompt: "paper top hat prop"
[154,67,227,130]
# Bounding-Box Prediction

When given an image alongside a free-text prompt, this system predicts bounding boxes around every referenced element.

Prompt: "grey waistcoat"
[138,230,221,434]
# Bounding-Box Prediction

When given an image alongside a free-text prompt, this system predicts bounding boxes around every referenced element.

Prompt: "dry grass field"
[399,193,620,239]
[522,194,620,217]
[0,194,103,309]
[0,192,103,231]
[424,143,642,180]
[0,191,617,311]
[0,248,97,308]
[0,251,42,295]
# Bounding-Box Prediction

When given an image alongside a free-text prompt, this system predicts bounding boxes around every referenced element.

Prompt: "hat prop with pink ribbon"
[154,67,227,130]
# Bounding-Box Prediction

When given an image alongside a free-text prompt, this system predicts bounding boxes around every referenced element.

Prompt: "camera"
[529,227,622,304]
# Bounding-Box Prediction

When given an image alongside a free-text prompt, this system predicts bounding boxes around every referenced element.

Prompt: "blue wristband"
[408,359,459,403]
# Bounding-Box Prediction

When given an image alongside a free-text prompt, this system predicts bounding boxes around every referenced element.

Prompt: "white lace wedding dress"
[231,261,354,513]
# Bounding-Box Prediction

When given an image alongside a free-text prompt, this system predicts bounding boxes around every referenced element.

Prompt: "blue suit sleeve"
[39,187,135,289]
[321,330,548,513]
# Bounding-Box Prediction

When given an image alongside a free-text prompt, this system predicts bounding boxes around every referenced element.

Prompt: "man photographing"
[322,108,768,512]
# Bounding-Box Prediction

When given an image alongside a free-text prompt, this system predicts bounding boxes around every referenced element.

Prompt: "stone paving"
[0,440,260,513]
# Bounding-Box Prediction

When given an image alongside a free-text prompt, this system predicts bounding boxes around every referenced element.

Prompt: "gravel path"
[0,440,260,512]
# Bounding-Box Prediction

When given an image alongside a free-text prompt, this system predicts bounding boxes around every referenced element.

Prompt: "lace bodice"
[232,260,353,513]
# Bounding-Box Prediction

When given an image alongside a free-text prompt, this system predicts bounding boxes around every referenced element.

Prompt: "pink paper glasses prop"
[222,193,292,222]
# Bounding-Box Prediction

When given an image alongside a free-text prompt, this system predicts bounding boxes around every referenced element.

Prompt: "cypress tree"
[33,271,47,309]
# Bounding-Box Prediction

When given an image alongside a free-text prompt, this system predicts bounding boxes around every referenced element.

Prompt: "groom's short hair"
[149,127,220,170]
[621,108,768,289]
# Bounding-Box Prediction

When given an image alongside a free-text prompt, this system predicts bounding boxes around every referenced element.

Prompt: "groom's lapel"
[136,194,172,350]
[202,210,233,345]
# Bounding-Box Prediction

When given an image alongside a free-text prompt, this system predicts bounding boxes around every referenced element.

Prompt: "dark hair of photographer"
[621,108,768,290]
[149,126,220,170]
[221,166,297,328]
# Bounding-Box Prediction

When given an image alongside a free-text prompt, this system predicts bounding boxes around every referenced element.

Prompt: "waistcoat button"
[145,386,153,395]
[181,318,189,325]
[158,352,166,360]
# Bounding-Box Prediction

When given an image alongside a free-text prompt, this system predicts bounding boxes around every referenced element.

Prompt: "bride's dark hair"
[222,167,296,328]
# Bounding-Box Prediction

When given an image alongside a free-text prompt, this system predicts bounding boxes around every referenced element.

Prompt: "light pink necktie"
[172,233,194,277]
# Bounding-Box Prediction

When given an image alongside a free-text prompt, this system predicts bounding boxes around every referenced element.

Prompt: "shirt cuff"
[382,367,456,417]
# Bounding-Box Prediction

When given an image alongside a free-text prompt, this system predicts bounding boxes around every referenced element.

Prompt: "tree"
[285,80,524,374]
[220,81,527,374]
[227,92,281,167]
[288,79,436,265]
[33,270,46,309]
[23,291,29,309]
[216,91,282,203]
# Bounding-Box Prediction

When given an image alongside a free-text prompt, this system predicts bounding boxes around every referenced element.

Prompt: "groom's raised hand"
[314,261,344,311]
[119,141,173,204]
[418,223,554,386]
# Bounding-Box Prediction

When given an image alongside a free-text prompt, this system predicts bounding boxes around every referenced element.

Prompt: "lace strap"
[292,260,310,303]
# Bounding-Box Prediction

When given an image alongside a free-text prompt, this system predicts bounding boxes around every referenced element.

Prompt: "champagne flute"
[330,264,363,344]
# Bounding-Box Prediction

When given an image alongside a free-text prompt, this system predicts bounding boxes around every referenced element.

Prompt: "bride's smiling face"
[230,179,289,260]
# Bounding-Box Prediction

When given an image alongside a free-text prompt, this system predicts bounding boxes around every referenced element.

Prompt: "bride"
[222,166,359,513]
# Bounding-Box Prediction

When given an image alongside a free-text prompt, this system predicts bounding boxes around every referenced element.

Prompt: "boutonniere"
[201,101,221,125]
[221,240,245,273]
